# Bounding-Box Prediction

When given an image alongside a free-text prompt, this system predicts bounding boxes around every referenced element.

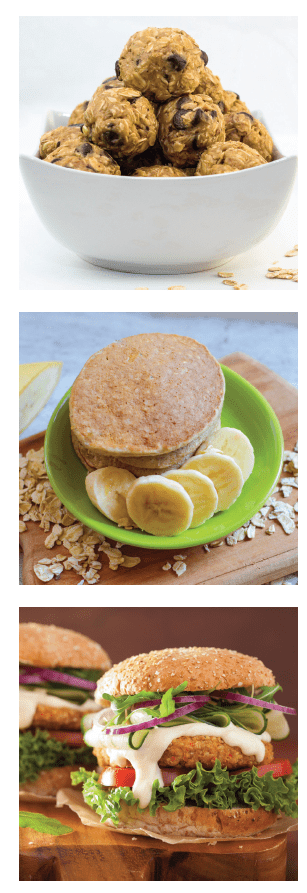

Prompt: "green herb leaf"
[19,812,73,835]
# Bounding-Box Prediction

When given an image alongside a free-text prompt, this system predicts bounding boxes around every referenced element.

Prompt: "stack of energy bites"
[39,27,273,176]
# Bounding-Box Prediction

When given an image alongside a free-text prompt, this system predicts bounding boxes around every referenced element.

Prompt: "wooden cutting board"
[19,800,288,881]
[19,352,298,585]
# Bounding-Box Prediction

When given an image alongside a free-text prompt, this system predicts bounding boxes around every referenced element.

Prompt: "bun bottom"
[19,764,91,803]
[105,804,278,839]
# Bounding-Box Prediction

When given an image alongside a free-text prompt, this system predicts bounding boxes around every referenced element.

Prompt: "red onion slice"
[216,691,296,714]
[105,698,209,735]
[19,667,96,690]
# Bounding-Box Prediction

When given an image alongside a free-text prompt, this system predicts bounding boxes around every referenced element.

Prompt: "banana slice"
[164,469,218,528]
[85,467,136,526]
[197,427,254,483]
[126,475,194,536]
[183,447,243,511]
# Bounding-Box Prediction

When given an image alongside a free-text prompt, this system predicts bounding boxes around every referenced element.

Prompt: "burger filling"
[19,666,102,784]
[71,682,298,824]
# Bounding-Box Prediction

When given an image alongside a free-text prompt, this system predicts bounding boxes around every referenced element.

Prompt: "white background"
[20,15,298,290]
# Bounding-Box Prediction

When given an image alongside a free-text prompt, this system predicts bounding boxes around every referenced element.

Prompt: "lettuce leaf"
[19,729,95,783]
[71,759,298,826]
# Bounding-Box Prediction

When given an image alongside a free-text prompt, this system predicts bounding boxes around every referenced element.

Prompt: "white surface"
[19,16,298,289]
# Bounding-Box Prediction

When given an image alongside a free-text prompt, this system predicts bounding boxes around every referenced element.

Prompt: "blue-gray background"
[19,311,297,439]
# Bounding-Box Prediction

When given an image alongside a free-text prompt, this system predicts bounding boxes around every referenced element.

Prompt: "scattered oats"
[121,556,141,568]
[44,524,63,548]
[294,441,298,452]
[271,501,295,517]
[271,488,280,496]
[217,271,233,277]
[273,512,295,534]
[246,523,256,539]
[233,527,246,542]
[266,268,297,280]
[49,563,64,576]
[55,554,67,561]
[281,477,298,487]
[78,580,85,584]
[250,513,266,528]
[209,539,224,547]
[162,562,172,571]
[260,505,270,517]
[294,502,298,512]
[36,558,54,565]
[172,560,187,576]
[173,554,187,560]
[19,520,26,533]
[284,244,298,257]
[203,544,210,552]
[280,485,292,498]
[167,286,186,290]
[226,534,237,546]
[222,279,237,286]
[33,564,54,582]
[233,284,248,290]
[115,542,124,549]
[266,524,275,535]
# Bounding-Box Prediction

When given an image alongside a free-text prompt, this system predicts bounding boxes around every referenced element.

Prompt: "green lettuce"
[19,729,95,784]
[71,759,298,826]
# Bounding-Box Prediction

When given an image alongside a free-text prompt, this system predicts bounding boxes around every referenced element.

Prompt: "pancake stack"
[69,333,225,476]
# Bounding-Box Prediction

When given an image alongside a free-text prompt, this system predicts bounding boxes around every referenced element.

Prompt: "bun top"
[19,623,112,670]
[69,333,225,456]
[96,646,274,700]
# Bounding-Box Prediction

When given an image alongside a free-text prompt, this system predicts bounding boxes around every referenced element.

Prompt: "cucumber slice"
[128,729,149,749]
[80,713,95,734]
[266,710,290,740]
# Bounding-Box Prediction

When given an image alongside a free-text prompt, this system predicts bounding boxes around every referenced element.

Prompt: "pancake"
[70,334,225,468]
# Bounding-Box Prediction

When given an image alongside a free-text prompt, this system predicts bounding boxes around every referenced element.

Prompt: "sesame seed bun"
[19,623,111,671]
[96,646,275,701]
[104,803,278,839]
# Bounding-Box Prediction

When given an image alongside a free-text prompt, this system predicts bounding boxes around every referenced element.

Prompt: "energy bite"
[225,112,273,162]
[132,165,187,177]
[120,140,165,175]
[45,140,121,174]
[83,85,158,157]
[39,125,84,158]
[194,68,238,114]
[195,141,267,175]
[116,27,207,102]
[68,101,89,125]
[158,94,225,167]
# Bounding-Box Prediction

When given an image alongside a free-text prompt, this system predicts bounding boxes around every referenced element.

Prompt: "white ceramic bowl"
[20,109,297,274]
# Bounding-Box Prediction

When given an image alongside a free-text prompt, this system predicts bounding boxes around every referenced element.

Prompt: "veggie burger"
[72,646,297,838]
[19,622,111,800]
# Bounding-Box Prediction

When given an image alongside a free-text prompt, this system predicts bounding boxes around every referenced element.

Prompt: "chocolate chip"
[69,124,83,131]
[126,95,139,104]
[176,94,189,109]
[235,93,240,100]
[104,125,123,145]
[51,157,61,163]
[167,53,186,71]
[115,60,120,77]
[192,108,205,126]
[78,142,93,156]
[210,110,217,119]
[201,50,209,66]
[136,58,141,66]
[192,137,199,151]
[218,101,225,113]
[173,109,190,129]
[242,113,254,122]
[56,141,60,148]
[83,101,89,111]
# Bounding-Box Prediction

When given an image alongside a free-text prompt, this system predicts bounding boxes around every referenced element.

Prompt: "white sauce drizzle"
[86,713,271,808]
[19,687,98,729]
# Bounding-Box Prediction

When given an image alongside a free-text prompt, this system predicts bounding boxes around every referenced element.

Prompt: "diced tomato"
[47,730,85,746]
[98,767,136,787]
[257,759,293,778]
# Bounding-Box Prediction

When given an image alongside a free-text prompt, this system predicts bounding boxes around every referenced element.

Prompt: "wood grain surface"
[19,352,298,586]
[19,801,288,881]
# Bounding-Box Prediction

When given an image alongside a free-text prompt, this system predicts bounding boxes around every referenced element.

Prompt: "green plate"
[44,366,283,550]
